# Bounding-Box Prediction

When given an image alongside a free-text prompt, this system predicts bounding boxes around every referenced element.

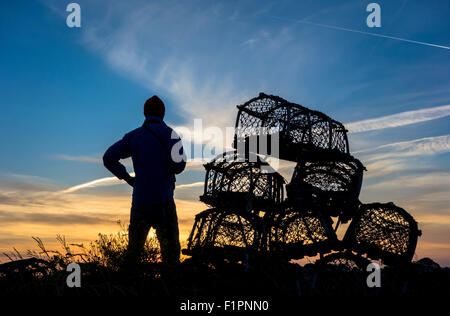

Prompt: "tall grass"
[3,223,161,270]
[0,224,168,294]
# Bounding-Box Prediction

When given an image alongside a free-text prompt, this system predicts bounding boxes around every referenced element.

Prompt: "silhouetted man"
[103,95,186,265]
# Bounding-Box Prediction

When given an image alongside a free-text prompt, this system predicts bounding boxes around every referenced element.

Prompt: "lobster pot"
[287,152,365,222]
[200,151,285,212]
[343,203,420,265]
[266,205,337,259]
[233,93,349,162]
[184,208,262,259]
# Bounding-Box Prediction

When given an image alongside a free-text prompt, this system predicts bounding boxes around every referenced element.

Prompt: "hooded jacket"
[103,115,186,206]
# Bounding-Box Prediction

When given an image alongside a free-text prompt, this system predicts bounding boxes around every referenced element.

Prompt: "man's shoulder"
[126,122,174,139]
[153,121,178,137]
[123,126,145,139]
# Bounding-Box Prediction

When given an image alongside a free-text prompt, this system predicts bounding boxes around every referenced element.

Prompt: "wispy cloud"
[60,174,204,194]
[357,135,450,162]
[363,159,409,179]
[345,104,450,133]
[59,176,126,194]
[365,171,450,191]
[81,2,250,132]
[0,210,115,226]
[175,181,204,189]
[0,175,202,261]
[52,154,102,164]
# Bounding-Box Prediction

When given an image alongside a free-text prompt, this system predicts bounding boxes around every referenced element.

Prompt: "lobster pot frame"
[183,208,263,259]
[200,151,285,212]
[233,93,349,162]
[343,202,420,265]
[287,151,365,223]
[265,205,337,259]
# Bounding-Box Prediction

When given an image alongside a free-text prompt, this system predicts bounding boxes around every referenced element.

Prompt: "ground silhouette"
[0,233,448,296]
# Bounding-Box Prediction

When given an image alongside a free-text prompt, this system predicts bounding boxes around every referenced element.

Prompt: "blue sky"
[0,0,449,264]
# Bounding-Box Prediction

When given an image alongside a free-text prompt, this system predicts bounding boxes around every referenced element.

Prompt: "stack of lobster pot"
[184,93,421,266]
[182,150,286,260]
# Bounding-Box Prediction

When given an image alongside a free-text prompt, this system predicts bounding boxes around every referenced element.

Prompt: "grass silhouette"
[0,225,449,296]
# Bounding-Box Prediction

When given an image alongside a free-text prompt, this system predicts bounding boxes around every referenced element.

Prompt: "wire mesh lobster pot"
[233,93,349,162]
[286,151,365,223]
[265,204,338,259]
[200,151,285,212]
[343,202,421,265]
[183,208,263,260]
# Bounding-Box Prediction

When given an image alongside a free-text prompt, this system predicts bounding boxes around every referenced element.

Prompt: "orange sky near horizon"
[0,178,449,267]
[0,190,203,262]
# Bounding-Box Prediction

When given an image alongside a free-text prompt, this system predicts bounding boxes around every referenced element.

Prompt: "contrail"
[59,176,124,193]
[60,174,202,194]
[271,16,450,50]
[176,181,204,189]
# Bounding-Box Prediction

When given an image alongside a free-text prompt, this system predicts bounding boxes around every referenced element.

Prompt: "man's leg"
[127,206,151,264]
[155,199,181,265]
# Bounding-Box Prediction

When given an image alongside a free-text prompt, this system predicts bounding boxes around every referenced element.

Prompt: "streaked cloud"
[59,176,128,194]
[365,171,450,191]
[0,175,203,261]
[176,181,204,189]
[81,2,250,133]
[59,173,204,194]
[345,104,450,133]
[363,159,408,179]
[357,135,450,162]
[52,154,103,164]
[0,210,115,226]
[54,135,450,195]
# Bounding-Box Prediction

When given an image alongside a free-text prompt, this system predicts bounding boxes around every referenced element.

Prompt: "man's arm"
[103,134,134,186]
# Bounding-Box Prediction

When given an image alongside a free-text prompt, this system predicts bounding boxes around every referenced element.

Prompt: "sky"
[0,0,449,265]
